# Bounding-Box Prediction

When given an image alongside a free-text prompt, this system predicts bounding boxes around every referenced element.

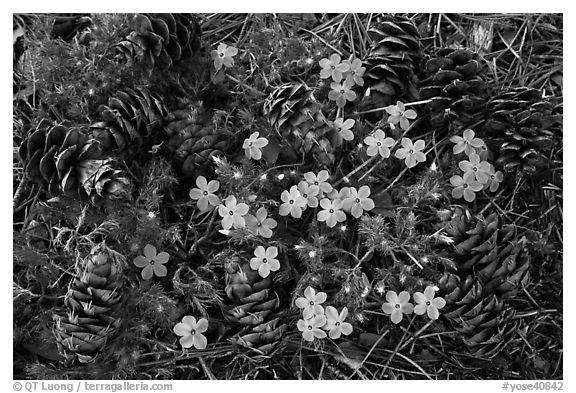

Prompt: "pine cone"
[263,83,336,165]
[363,15,423,106]
[438,274,518,358]
[442,209,530,299]
[116,13,201,73]
[18,121,130,204]
[221,257,286,353]
[165,101,234,176]
[479,87,557,174]
[53,243,124,363]
[90,88,168,154]
[419,48,487,131]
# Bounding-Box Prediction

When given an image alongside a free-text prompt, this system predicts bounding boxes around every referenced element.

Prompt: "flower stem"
[333,155,378,187]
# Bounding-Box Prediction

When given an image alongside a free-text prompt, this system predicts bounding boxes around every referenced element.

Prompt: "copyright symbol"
[13,382,22,391]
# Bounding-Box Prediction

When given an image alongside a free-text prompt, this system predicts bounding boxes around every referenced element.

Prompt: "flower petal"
[414,304,427,315]
[432,297,446,309]
[295,297,309,309]
[155,252,170,265]
[179,334,195,348]
[153,264,167,277]
[196,176,207,189]
[427,306,440,320]
[133,256,150,268]
[315,292,327,304]
[195,318,209,333]
[193,333,208,349]
[339,322,353,336]
[398,291,411,304]
[141,265,154,280]
[385,290,399,304]
[143,244,156,259]
[189,188,204,200]
[413,292,426,305]
[173,322,191,337]
[391,309,403,324]
[382,303,395,315]
[325,306,338,322]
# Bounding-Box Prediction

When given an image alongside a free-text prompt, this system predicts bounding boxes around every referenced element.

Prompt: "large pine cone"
[419,48,487,131]
[165,101,234,176]
[90,88,168,154]
[479,87,557,174]
[116,13,201,73]
[18,121,130,204]
[363,15,423,106]
[438,274,518,358]
[221,257,286,354]
[441,209,530,299]
[53,243,124,363]
[264,83,336,166]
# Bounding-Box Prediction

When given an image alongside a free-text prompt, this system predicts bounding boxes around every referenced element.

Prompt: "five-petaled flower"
[279,185,307,218]
[450,175,483,202]
[304,170,333,197]
[297,181,319,209]
[295,286,327,319]
[395,138,427,168]
[450,129,485,156]
[319,54,350,82]
[458,153,492,184]
[324,306,353,339]
[297,315,327,342]
[381,290,414,324]
[211,43,238,72]
[133,244,169,280]
[328,80,357,108]
[250,245,280,278]
[342,58,365,86]
[173,316,209,350]
[413,286,446,320]
[343,185,375,218]
[189,176,220,212]
[385,101,417,131]
[218,195,249,230]
[364,129,395,158]
[317,198,346,228]
[333,118,355,143]
[485,166,504,192]
[245,207,277,238]
[243,132,269,160]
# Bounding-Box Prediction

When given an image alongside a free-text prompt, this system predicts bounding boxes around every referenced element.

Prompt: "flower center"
[289,200,294,204]
[376,142,382,146]
[463,184,469,189]
[395,304,401,309]
[248,141,253,146]
[257,222,262,227]
[309,301,314,306]
[303,193,308,198]
[331,65,335,70]
[191,329,196,335]
[308,325,313,330]
[473,167,478,172]
[329,209,334,213]
[229,211,234,215]
[340,90,345,94]
[314,181,319,185]
[409,149,414,154]
[426,301,431,306]
[335,322,340,326]
[262,258,268,264]
[150,260,155,265]
[491,175,495,179]
[203,191,208,196]
[355,198,360,203]
[219,53,224,57]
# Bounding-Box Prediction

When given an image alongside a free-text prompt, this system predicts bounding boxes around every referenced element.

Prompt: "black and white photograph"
[12,11,563,384]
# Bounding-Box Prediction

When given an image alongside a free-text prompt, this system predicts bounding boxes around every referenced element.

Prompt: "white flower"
[249,246,280,278]
[297,315,327,342]
[413,286,446,320]
[243,132,269,160]
[304,170,333,196]
[295,286,327,320]
[217,195,249,230]
[279,185,307,218]
[173,316,209,349]
[244,207,277,238]
[317,198,346,228]
[297,181,319,209]
[381,291,414,324]
[342,185,375,218]
[364,129,395,158]
[189,176,220,212]
[324,306,353,339]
